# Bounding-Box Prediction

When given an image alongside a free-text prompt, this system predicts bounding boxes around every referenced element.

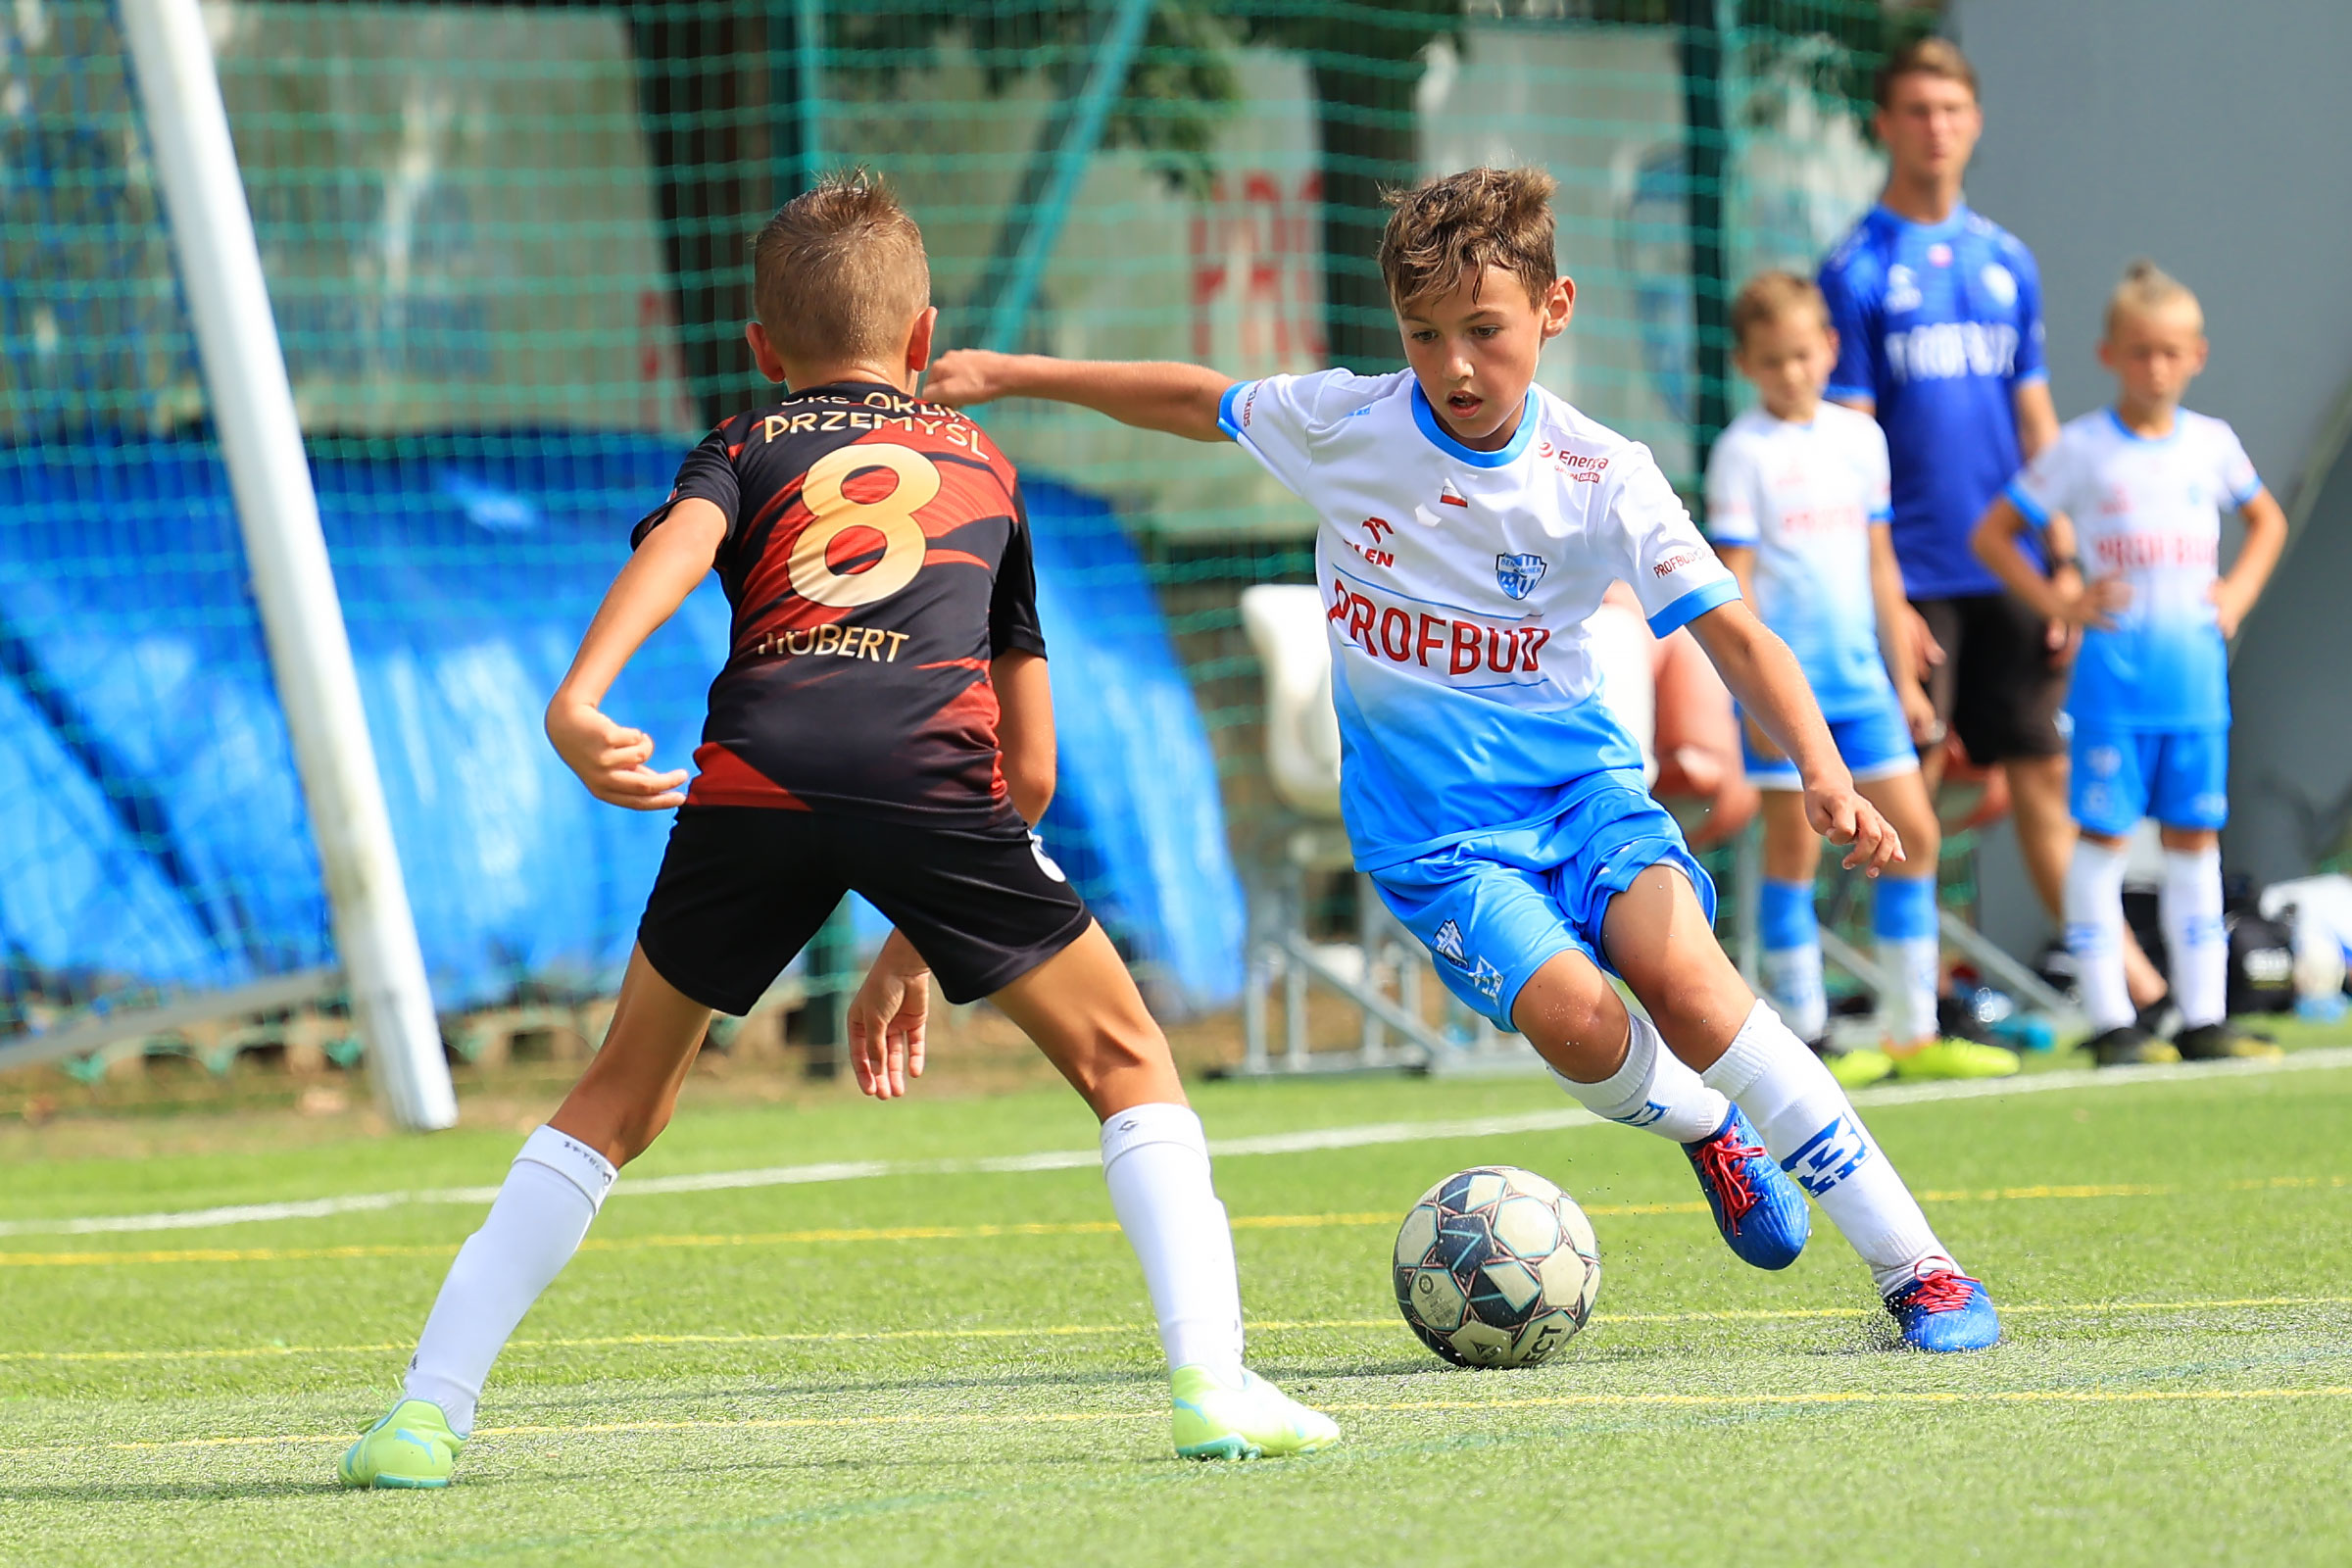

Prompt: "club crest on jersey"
[1885,263,1922,315]
[1432,919,1467,966]
[1438,479,1469,509]
[1494,553,1547,601]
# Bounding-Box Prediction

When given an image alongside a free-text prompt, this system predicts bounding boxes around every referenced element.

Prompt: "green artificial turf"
[3,1042,2349,1566]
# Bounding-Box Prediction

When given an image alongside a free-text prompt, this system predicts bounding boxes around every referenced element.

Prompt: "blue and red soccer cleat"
[1681,1105,1809,1270]
[1885,1268,2002,1351]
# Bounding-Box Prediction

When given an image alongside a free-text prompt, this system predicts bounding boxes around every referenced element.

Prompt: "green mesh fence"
[0,0,1930,1059]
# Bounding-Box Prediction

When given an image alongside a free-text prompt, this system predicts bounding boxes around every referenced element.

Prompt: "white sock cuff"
[514,1125,618,1211]
[1698,1000,1785,1102]
[1549,1015,1651,1103]
[2073,837,2129,878]
[1100,1102,1208,1172]
[2163,846,2222,878]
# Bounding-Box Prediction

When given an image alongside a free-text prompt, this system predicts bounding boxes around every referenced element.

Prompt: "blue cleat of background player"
[1885,1268,2001,1351]
[1681,1105,1810,1270]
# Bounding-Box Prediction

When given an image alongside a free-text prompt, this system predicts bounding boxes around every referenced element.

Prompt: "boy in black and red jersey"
[340,175,1337,1490]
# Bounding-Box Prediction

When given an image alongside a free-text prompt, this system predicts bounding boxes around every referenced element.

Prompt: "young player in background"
[928,167,2001,1350]
[1707,272,2015,1088]
[1975,263,2287,1066]
[338,174,1337,1489]
[1822,37,2174,1045]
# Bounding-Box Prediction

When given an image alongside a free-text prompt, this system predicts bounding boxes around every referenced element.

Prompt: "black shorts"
[1912,593,2069,764]
[636,807,1093,1015]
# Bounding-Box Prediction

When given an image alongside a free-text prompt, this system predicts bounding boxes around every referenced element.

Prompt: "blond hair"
[2104,259,2203,338]
[1377,167,1557,314]
[1875,36,1978,108]
[752,170,930,366]
[1729,270,1831,348]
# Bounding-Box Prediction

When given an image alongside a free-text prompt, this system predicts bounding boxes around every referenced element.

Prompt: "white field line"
[4,1045,2345,1241]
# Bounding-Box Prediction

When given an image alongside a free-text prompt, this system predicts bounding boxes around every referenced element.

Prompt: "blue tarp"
[0,437,1242,1017]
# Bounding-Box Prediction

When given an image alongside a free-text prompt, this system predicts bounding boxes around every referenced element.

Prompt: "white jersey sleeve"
[1858,415,1893,523]
[2003,424,2084,525]
[1602,443,1742,636]
[1702,427,1762,546]
[1216,368,1396,495]
[2212,419,2264,509]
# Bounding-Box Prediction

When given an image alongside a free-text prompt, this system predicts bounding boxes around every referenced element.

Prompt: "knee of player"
[1641,974,1751,1049]
[1514,976,1628,1058]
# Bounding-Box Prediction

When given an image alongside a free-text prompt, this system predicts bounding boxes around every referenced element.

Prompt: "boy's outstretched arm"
[926,350,1232,442]
[1686,600,1903,875]
[2211,487,2288,638]
[546,497,727,809]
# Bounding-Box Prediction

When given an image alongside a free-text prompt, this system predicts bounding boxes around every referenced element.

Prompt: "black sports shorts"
[636,807,1094,1015]
[1912,592,2069,764]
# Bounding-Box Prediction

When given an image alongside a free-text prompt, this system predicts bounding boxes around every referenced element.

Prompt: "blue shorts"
[1740,694,1918,791]
[1371,780,1714,1029]
[2071,725,2230,836]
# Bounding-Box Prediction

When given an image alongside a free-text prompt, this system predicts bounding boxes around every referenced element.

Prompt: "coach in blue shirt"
[1819,38,2161,1010]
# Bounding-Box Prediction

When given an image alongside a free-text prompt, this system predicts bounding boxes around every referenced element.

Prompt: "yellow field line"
[4,1295,2345,1367]
[9,1383,2350,1457]
[0,1175,2339,1270]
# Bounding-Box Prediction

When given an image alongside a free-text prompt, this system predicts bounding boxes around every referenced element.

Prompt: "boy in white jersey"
[1975,262,2286,1066]
[1708,272,2020,1089]
[929,167,2000,1350]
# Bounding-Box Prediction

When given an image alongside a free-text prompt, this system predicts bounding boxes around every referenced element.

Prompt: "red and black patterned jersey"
[632,380,1046,825]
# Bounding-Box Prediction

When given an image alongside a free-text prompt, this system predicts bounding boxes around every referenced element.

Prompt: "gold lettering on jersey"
[757,388,994,448]
[789,443,940,607]
[752,624,913,662]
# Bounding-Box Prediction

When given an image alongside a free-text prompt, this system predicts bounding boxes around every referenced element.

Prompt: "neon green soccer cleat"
[1888,1038,2021,1080]
[1824,1047,1896,1091]
[338,1398,465,1490]
[1169,1366,1340,1460]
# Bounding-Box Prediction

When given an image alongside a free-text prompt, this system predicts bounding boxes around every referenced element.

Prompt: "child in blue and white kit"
[1708,273,2021,1089]
[1976,262,2286,1066]
[928,168,2002,1350]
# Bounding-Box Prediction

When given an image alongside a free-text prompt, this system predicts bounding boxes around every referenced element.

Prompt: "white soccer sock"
[1100,1103,1245,1384]
[1760,878,1827,1042]
[1549,1013,1731,1145]
[1874,874,1941,1047]
[2064,838,2134,1032]
[2162,847,2229,1028]
[403,1125,615,1436]
[1701,1001,1956,1296]
[1760,946,1829,1044]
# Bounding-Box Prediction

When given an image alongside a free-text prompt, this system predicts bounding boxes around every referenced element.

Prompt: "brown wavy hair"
[1377,167,1558,315]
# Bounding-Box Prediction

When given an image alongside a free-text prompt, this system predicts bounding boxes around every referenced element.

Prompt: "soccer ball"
[1393,1164,1600,1368]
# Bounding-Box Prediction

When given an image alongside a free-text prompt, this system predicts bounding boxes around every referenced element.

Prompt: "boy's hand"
[1898,683,1943,747]
[1804,783,1906,876]
[1902,602,1945,684]
[2053,574,2130,632]
[923,350,1010,410]
[848,933,931,1100]
[546,697,689,809]
[2209,577,2257,639]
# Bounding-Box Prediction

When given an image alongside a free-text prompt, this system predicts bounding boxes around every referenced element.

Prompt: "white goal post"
[121,0,458,1131]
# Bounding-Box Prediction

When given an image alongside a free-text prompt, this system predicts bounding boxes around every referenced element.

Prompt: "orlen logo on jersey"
[1327,574,1551,677]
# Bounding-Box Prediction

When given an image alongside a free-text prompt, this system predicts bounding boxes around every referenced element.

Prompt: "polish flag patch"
[1439,479,1469,509]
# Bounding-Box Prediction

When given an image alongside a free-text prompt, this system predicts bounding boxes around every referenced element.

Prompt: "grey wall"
[1951,0,2352,492]
[1945,0,2352,948]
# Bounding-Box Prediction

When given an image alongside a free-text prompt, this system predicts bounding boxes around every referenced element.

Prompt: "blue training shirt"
[1818,204,2046,600]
